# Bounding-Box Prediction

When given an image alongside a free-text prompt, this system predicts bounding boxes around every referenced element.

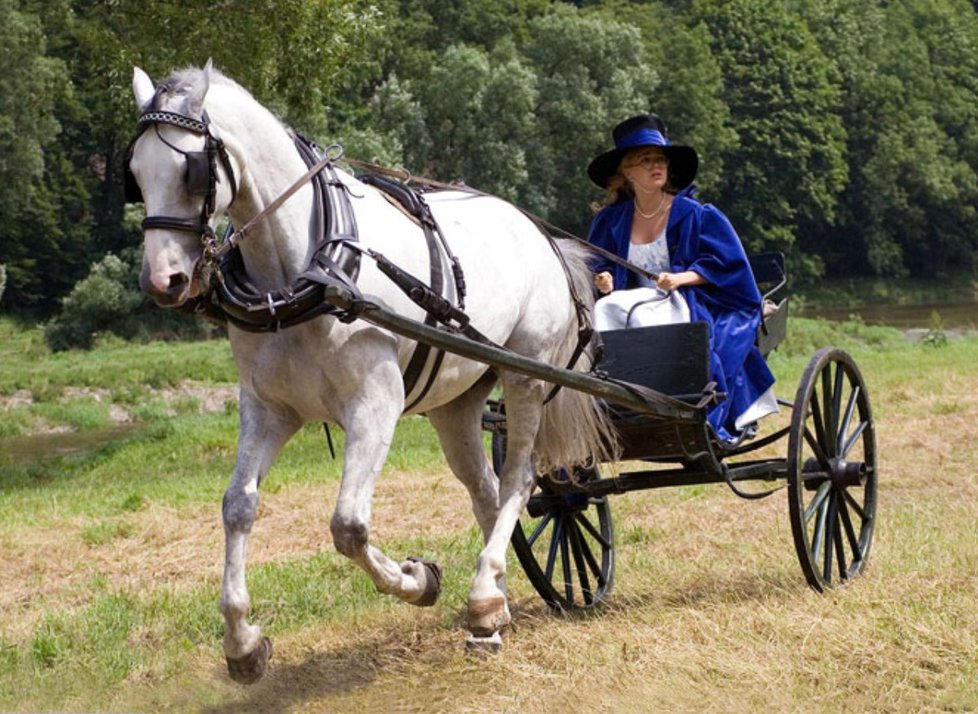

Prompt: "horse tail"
[532,239,620,474]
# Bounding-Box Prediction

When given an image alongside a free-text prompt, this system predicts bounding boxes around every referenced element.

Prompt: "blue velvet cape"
[586,191,775,441]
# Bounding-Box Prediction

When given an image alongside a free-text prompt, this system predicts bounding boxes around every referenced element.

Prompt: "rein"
[343,158,661,283]
[219,144,345,260]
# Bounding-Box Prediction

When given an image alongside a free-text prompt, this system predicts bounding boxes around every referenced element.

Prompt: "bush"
[44,250,219,351]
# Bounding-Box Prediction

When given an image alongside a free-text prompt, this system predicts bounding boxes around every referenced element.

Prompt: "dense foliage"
[2,0,977,335]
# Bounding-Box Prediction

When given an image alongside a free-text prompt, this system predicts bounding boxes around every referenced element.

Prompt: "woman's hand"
[594,271,614,295]
[655,270,706,291]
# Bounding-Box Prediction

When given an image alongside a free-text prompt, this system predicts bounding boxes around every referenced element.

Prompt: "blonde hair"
[593,147,674,211]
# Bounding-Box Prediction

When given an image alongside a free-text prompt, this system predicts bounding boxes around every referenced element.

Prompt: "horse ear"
[133,67,156,112]
[186,59,213,116]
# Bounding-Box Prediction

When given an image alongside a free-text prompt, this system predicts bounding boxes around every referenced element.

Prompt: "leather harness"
[127,108,594,408]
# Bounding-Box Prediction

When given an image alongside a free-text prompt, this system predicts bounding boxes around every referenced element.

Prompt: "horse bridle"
[125,109,238,265]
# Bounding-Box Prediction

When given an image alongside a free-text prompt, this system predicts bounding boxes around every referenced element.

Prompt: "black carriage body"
[482,252,877,609]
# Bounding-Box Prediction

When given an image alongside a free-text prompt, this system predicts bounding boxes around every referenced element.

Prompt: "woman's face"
[622,148,669,194]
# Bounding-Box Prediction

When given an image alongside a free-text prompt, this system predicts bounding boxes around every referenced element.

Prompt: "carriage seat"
[595,252,787,397]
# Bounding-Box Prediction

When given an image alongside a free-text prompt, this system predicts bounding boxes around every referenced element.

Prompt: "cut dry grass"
[2,328,978,712]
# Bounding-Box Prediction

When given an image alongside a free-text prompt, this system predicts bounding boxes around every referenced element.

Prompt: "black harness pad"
[360,173,425,220]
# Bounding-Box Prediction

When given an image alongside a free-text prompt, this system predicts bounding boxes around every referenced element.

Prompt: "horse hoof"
[406,556,443,607]
[226,637,273,685]
[465,630,503,655]
[467,596,509,637]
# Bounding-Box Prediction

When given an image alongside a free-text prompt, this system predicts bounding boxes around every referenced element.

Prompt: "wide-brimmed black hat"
[587,114,698,190]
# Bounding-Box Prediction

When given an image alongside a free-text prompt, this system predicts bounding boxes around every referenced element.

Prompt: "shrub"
[44,249,219,351]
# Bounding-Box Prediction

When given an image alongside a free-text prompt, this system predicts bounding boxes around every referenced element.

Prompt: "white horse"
[129,63,611,683]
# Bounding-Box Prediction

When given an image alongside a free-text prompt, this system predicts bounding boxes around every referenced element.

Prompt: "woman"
[586,113,777,443]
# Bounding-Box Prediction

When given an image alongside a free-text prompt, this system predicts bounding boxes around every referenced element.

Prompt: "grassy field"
[1,317,976,712]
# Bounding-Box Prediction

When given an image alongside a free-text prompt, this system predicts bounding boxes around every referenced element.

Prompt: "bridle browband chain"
[137,110,209,135]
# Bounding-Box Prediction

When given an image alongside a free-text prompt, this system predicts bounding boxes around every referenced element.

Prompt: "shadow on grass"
[200,569,807,711]
[200,596,563,712]
[203,643,381,712]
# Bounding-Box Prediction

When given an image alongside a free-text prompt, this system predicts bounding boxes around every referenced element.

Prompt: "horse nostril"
[166,272,189,295]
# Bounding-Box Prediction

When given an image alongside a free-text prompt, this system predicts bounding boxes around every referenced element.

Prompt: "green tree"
[520,5,659,231]
[801,0,978,278]
[370,43,538,203]
[598,1,737,198]
[367,5,657,235]
[0,0,92,313]
[690,0,847,279]
[0,0,381,317]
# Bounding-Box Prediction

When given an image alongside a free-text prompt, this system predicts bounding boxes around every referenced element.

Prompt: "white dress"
[593,229,690,331]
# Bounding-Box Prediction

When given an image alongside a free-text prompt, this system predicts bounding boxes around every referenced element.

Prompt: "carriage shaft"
[327,289,702,421]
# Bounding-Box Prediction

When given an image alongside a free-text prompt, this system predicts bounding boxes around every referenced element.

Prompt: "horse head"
[129,61,237,307]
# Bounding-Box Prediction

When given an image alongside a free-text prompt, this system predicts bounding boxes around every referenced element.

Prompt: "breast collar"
[184,134,362,332]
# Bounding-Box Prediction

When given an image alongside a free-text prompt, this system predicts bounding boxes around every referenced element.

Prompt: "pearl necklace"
[634,194,667,220]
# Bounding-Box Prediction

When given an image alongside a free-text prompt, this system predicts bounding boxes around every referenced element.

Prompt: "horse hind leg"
[426,371,501,545]
[462,373,546,649]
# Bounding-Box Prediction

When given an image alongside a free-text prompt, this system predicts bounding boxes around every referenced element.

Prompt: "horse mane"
[159,65,250,99]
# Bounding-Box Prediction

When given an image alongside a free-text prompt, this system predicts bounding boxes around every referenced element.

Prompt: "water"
[800,299,977,330]
[0,424,140,464]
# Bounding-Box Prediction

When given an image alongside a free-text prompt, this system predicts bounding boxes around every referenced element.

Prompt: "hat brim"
[587,144,698,190]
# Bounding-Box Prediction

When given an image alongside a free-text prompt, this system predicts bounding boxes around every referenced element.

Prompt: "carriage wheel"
[787,348,877,592]
[491,432,615,611]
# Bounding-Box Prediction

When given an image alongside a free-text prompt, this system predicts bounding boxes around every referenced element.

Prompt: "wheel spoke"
[526,511,554,549]
[842,421,869,458]
[804,480,833,524]
[842,488,868,522]
[803,426,832,469]
[838,495,862,561]
[575,510,611,550]
[560,521,574,602]
[833,504,848,580]
[811,493,829,564]
[822,492,838,583]
[830,364,845,452]
[820,369,834,454]
[576,527,607,588]
[567,524,594,605]
[544,517,563,582]
[809,392,828,456]
[835,384,859,456]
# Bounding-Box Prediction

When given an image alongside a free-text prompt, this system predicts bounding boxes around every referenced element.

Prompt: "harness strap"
[369,250,494,346]
[401,217,445,411]
[345,156,596,404]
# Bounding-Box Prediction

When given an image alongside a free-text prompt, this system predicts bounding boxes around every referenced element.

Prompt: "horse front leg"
[330,393,443,607]
[220,390,300,684]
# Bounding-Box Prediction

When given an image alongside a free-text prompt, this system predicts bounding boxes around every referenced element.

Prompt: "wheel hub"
[829,456,867,488]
